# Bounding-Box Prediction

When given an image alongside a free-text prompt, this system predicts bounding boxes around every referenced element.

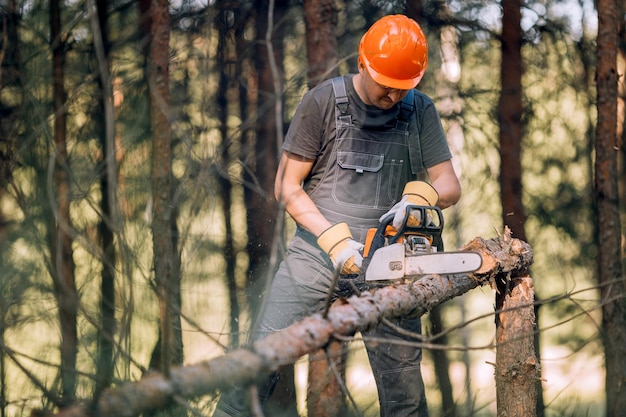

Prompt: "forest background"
[0,0,624,416]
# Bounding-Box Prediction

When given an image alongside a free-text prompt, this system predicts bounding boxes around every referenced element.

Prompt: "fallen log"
[48,229,532,417]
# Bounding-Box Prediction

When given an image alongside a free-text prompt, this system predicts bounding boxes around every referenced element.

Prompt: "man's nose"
[387,89,406,103]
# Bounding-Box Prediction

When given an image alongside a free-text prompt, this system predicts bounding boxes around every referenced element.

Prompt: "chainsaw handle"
[364,220,388,260]
[365,205,444,259]
[388,205,444,244]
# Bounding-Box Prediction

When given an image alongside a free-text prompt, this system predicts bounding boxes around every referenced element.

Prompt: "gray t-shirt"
[283,74,452,192]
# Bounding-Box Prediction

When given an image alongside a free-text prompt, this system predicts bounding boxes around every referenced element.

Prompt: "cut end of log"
[463,228,534,283]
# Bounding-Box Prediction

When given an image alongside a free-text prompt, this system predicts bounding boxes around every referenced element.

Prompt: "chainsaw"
[359,204,482,282]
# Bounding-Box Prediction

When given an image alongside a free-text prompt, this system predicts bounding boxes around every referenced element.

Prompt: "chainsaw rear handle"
[387,205,443,244]
[367,205,444,259]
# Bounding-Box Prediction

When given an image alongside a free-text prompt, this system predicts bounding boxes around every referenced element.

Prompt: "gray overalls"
[216,76,429,417]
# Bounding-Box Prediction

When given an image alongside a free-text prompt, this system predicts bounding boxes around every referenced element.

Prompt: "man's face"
[359,65,410,109]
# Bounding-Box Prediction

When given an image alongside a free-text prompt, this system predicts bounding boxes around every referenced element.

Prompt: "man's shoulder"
[300,75,357,115]
[413,89,435,109]
[309,76,340,94]
[299,77,337,108]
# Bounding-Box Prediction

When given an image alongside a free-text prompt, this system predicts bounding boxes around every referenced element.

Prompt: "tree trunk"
[49,231,533,417]
[498,0,526,242]
[617,2,626,240]
[303,0,339,89]
[0,2,22,416]
[50,0,78,404]
[307,340,347,417]
[244,0,285,316]
[494,273,538,417]
[0,0,21,210]
[91,0,117,399]
[415,1,463,412]
[246,0,288,410]
[428,305,457,417]
[301,1,344,415]
[497,2,541,415]
[139,0,183,375]
[595,0,626,415]
[215,5,240,350]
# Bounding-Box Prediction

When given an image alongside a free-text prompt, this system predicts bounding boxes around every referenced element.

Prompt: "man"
[216,14,461,417]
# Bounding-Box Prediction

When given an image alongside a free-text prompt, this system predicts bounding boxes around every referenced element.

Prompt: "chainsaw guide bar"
[361,205,483,282]
[364,243,483,281]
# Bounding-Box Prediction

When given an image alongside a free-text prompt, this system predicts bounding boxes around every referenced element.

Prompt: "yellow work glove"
[317,222,364,275]
[380,181,439,230]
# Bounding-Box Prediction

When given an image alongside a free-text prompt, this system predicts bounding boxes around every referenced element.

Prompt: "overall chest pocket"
[332,150,404,209]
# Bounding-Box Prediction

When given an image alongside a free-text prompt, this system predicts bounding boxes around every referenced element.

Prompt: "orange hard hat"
[358,15,428,90]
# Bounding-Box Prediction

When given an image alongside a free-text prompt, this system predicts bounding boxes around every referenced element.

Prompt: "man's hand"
[317,222,364,275]
[381,181,439,230]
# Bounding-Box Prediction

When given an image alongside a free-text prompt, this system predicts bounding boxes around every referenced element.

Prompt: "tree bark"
[498,0,526,242]
[90,0,117,399]
[307,326,347,417]
[303,0,339,89]
[301,1,343,414]
[247,1,289,412]
[0,0,21,206]
[49,230,533,417]
[50,0,78,404]
[498,2,543,415]
[139,0,184,375]
[428,305,457,417]
[0,2,22,416]
[595,0,626,415]
[244,0,286,315]
[415,1,463,412]
[215,4,240,350]
[495,274,538,417]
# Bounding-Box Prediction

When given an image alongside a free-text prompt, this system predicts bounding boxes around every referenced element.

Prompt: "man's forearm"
[280,187,332,237]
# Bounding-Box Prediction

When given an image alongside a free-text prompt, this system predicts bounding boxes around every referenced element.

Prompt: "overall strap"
[331,76,353,127]
[331,77,425,176]
[396,89,414,131]
[398,89,425,177]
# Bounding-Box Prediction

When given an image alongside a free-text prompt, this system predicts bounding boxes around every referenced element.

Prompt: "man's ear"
[357,59,366,74]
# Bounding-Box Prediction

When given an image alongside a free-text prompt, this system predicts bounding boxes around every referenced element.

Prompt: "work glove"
[381,181,439,230]
[317,222,364,275]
